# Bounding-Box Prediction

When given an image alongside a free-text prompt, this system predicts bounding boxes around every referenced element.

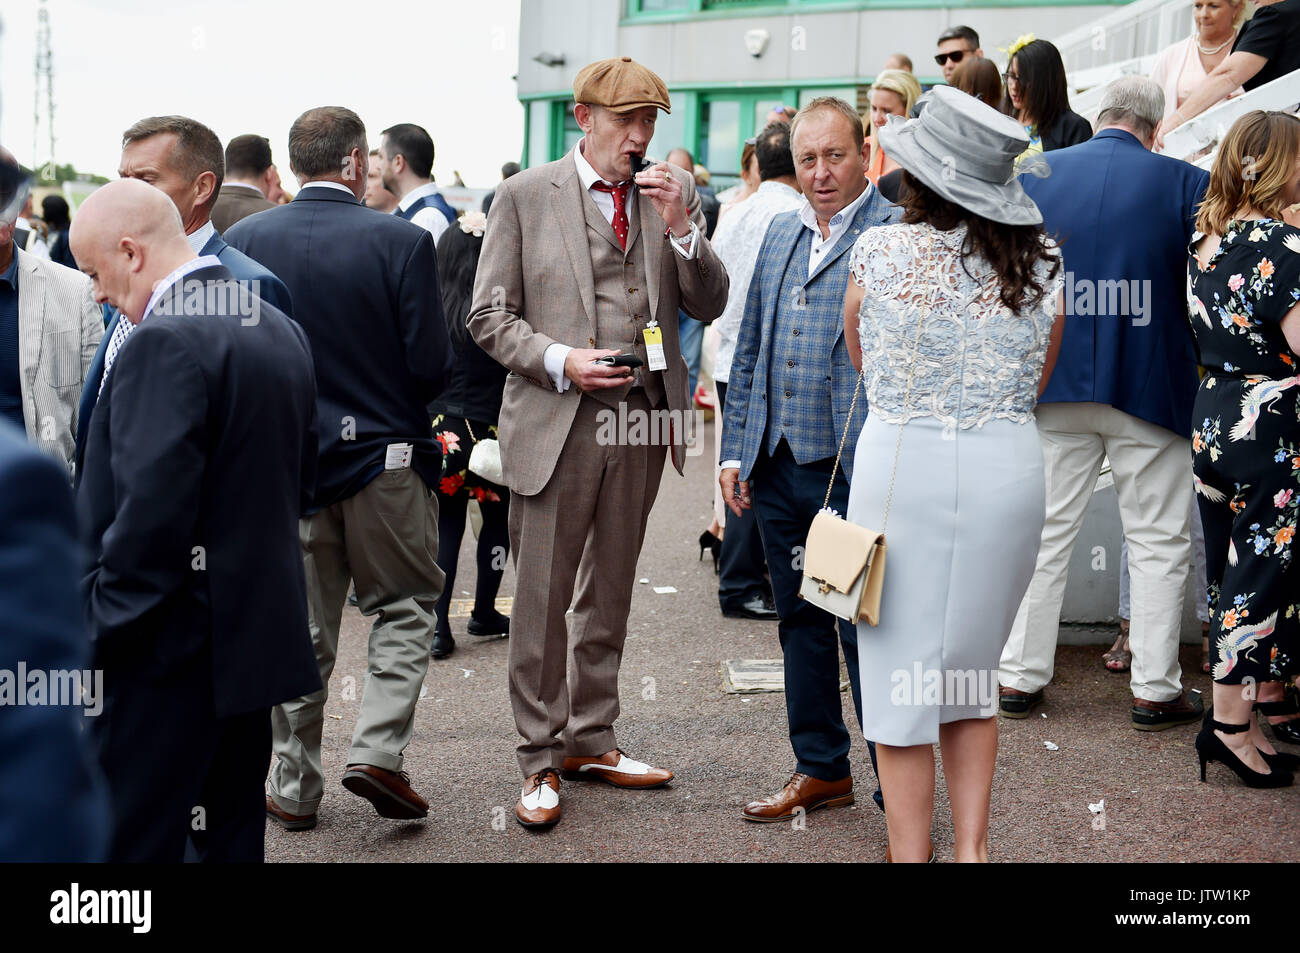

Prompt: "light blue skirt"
[847,415,1045,746]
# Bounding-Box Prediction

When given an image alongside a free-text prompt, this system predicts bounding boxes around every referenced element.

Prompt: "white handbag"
[798,230,935,625]
[464,419,504,486]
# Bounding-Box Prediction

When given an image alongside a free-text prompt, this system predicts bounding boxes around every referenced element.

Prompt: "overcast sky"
[0,0,523,190]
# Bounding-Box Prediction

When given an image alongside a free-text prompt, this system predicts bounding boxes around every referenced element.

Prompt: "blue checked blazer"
[721,187,898,482]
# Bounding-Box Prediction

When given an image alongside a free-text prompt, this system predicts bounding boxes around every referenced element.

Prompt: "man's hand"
[564,347,633,392]
[720,467,751,518]
[634,162,691,237]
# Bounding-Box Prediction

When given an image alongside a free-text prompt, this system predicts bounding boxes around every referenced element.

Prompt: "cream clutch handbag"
[798,230,934,626]
[464,420,504,486]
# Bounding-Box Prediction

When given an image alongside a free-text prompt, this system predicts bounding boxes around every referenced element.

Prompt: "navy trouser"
[750,439,880,800]
[716,382,771,610]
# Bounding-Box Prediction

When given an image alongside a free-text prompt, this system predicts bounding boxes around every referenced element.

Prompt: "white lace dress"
[846,222,1062,746]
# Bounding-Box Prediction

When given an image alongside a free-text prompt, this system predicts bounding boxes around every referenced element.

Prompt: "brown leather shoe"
[1132,689,1204,731]
[515,768,562,829]
[998,685,1044,718]
[265,795,317,831]
[340,764,428,819]
[561,748,673,788]
[741,772,854,822]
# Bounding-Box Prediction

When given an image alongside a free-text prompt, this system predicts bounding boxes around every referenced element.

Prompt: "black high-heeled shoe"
[698,530,721,573]
[1196,714,1294,787]
[1257,694,1300,746]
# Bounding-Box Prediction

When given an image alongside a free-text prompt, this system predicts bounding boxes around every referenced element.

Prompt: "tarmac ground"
[266,420,1298,863]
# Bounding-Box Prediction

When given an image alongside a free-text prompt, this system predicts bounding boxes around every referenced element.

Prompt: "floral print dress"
[1187,218,1300,684]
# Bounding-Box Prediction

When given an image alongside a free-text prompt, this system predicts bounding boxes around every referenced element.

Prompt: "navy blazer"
[73,229,294,479]
[721,187,899,482]
[1021,129,1209,437]
[77,264,322,717]
[0,420,108,860]
[225,186,452,509]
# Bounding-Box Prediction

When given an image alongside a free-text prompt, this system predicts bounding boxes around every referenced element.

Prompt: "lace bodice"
[849,222,1063,430]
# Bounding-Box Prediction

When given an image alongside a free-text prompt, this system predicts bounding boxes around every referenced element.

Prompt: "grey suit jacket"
[468,148,729,495]
[15,247,102,477]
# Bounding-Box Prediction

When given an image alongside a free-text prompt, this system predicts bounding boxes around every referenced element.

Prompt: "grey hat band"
[908,112,1016,184]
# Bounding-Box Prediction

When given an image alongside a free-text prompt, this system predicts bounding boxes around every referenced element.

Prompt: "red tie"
[590,180,630,249]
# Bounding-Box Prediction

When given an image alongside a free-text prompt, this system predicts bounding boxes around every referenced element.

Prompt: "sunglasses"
[934,50,968,66]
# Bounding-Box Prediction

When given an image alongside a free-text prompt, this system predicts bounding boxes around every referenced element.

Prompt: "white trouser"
[999,403,1192,702]
[1120,501,1209,623]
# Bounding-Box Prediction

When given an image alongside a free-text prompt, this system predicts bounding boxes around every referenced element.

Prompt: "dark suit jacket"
[77,263,322,717]
[1040,109,1094,153]
[225,185,452,508]
[1022,128,1209,437]
[0,420,108,861]
[212,183,276,233]
[74,229,293,478]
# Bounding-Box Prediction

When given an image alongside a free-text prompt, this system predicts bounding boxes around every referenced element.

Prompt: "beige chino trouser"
[999,402,1193,703]
[269,467,444,815]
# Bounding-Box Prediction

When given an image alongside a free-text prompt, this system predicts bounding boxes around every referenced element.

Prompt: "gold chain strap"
[464,419,477,443]
[823,227,938,534]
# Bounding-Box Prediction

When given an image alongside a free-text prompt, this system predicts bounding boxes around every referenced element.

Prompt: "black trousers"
[716,381,771,610]
[90,645,271,862]
[751,439,880,801]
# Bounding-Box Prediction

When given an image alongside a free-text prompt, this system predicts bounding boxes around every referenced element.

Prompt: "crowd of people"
[0,0,1298,863]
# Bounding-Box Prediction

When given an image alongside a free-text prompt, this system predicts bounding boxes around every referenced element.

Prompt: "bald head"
[72,179,195,323]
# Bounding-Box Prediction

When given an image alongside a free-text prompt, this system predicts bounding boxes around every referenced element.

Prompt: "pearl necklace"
[1196,30,1236,55]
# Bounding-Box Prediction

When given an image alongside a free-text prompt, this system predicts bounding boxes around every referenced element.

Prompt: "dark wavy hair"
[435,223,483,348]
[1002,39,1071,135]
[897,171,1059,313]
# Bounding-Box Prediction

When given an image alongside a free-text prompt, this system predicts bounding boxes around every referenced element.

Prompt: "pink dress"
[1149,35,1245,119]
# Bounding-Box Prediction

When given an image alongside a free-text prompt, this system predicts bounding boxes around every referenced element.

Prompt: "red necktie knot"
[591,180,630,249]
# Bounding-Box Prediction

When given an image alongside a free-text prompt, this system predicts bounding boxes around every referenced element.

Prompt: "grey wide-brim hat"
[877,84,1045,226]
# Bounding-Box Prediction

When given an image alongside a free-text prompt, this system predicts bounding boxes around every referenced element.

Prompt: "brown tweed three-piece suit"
[469,145,728,776]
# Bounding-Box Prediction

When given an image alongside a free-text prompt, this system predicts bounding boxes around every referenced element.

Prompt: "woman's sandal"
[1103,620,1131,673]
[1257,686,1300,746]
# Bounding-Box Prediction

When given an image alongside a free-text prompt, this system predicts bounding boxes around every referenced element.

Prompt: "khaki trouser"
[999,402,1193,702]
[269,467,443,814]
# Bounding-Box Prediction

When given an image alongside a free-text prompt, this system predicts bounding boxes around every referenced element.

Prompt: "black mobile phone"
[629,153,651,176]
[593,354,645,368]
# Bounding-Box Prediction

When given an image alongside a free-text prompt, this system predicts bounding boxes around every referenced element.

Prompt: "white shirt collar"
[573,138,629,191]
[142,254,224,321]
[300,181,356,196]
[756,180,800,199]
[797,181,874,238]
[397,180,442,212]
[187,220,216,255]
[224,180,265,194]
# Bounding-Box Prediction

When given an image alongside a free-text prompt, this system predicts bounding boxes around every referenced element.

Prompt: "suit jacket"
[721,187,900,482]
[211,183,275,233]
[0,419,108,861]
[74,228,293,479]
[467,148,729,495]
[77,263,322,717]
[225,186,452,508]
[13,247,102,477]
[1022,128,1209,437]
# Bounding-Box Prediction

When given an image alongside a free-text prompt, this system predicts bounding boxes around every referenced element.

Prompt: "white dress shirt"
[397,181,451,246]
[542,139,701,393]
[719,184,874,473]
[710,180,802,384]
[798,183,874,278]
[300,181,356,196]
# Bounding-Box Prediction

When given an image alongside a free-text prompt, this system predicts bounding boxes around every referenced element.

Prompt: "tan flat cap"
[573,56,671,113]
